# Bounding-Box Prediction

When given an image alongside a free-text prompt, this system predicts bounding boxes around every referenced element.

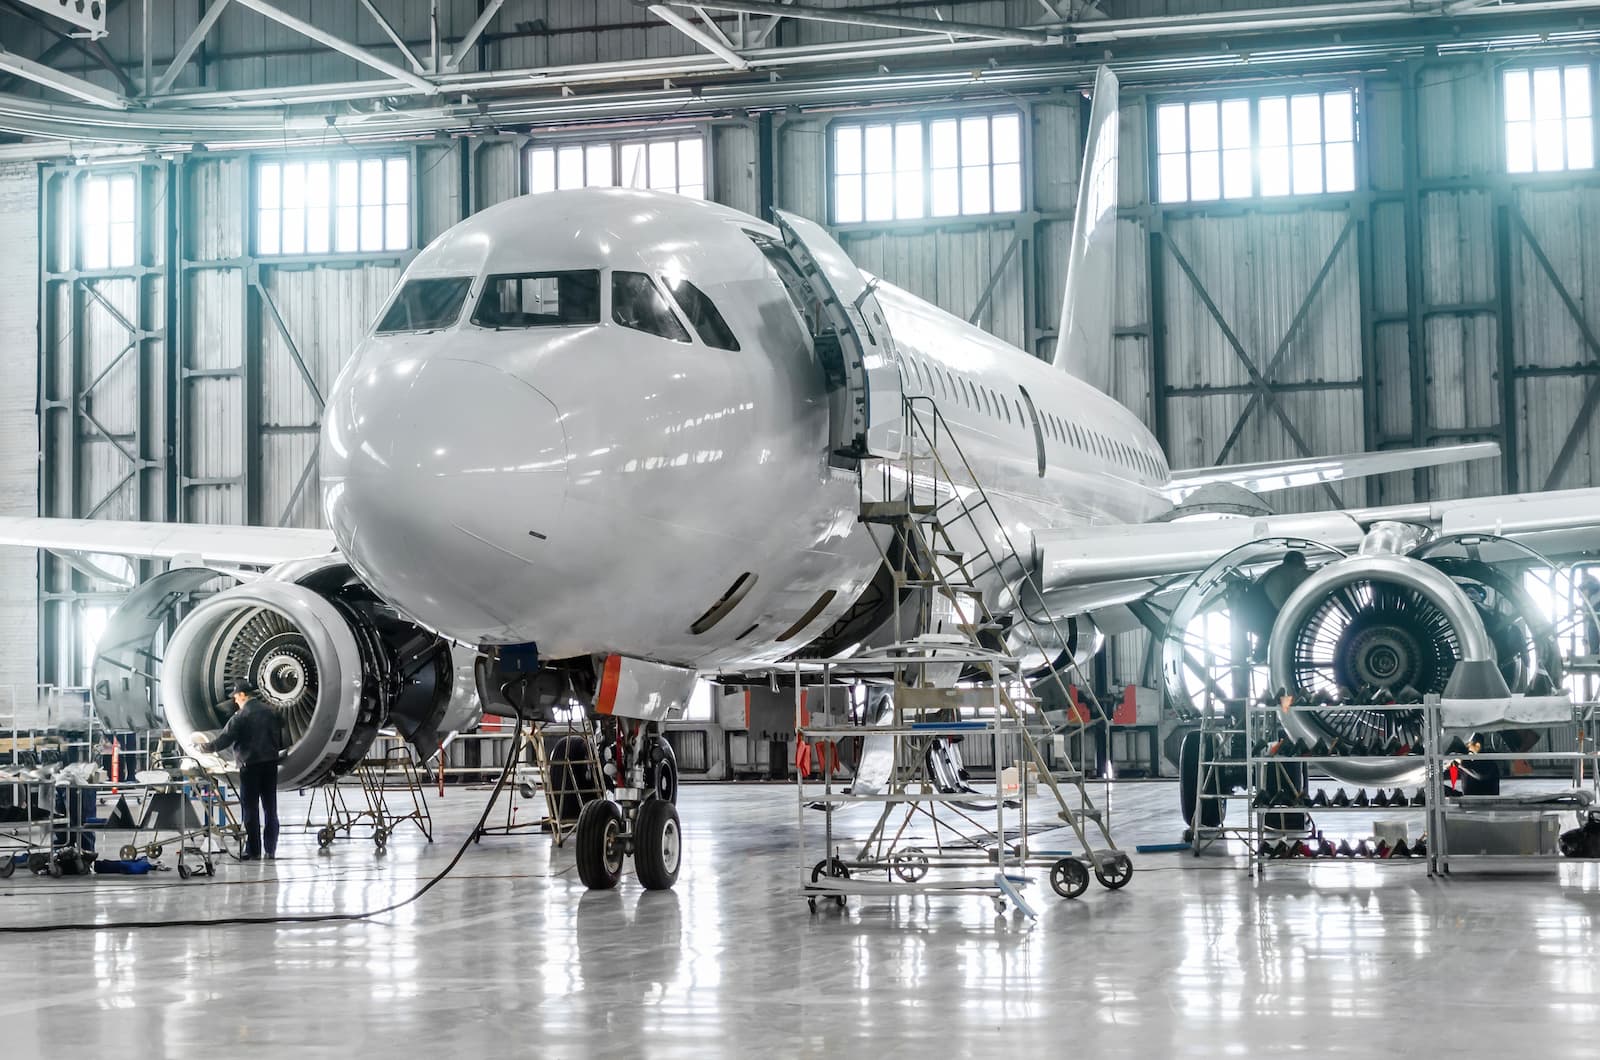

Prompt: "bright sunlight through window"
[527,136,706,198]
[1156,89,1357,204]
[832,111,1023,224]
[1504,65,1594,174]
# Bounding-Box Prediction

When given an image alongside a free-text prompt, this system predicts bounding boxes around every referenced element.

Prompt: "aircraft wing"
[1035,485,1600,604]
[0,516,337,568]
[1163,441,1501,502]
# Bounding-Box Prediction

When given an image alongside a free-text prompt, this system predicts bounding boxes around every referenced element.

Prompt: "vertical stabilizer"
[1053,67,1120,388]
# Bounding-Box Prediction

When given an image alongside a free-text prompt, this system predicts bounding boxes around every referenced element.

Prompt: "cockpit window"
[472,270,600,328]
[375,277,472,334]
[665,277,740,351]
[612,271,690,342]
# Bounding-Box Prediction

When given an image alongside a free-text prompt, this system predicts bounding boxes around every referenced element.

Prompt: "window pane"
[305,207,329,253]
[385,204,407,250]
[336,161,358,207]
[529,147,556,193]
[1535,118,1565,171]
[895,122,922,171]
[282,162,305,209]
[360,204,382,251]
[1221,99,1250,149]
[1188,101,1219,151]
[678,139,704,188]
[1325,141,1356,192]
[1533,67,1563,122]
[385,157,408,204]
[620,143,646,187]
[835,125,862,174]
[258,163,281,209]
[586,144,613,187]
[474,270,601,328]
[1157,153,1188,203]
[257,209,280,255]
[960,115,989,165]
[960,166,989,214]
[666,277,739,350]
[282,207,305,254]
[612,270,689,341]
[992,162,1021,213]
[991,113,1020,164]
[109,222,134,268]
[1260,145,1291,195]
[1291,94,1322,144]
[1566,66,1592,118]
[376,277,472,333]
[361,159,383,205]
[1506,122,1534,173]
[865,172,893,221]
[649,140,677,190]
[864,125,893,173]
[335,205,358,251]
[1189,150,1220,201]
[1504,70,1532,123]
[896,168,924,219]
[930,119,959,167]
[110,175,135,219]
[834,176,863,224]
[1156,103,1187,153]
[1292,143,1323,194]
[1324,91,1354,142]
[557,145,584,189]
[931,168,959,215]
[1222,147,1251,198]
[1259,97,1289,146]
[1568,117,1594,169]
[304,162,329,207]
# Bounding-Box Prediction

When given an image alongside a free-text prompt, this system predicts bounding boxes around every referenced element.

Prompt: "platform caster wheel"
[808,898,818,914]
[0,855,13,879]
[119,844,138,861]
[1094,852,1133,890]
[890,848,930,883]
[316,826,336,849]
[992,896,1007,915]
[519,782,536,801]
[373,829,388,853]
[634,799,682,891]
[147,844,163,860]
[178,863,191,880]
[575,799,625,890]
[810,857,849,908]
[1050,857,1091,899]
[204,858,215,875]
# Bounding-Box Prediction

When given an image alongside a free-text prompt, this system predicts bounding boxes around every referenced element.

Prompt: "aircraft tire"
[634,799,682,891]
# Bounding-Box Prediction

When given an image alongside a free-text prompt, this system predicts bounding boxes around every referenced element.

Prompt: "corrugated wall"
[0,163,38,706]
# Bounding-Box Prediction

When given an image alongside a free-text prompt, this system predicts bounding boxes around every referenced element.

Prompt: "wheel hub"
[660,818,680,872]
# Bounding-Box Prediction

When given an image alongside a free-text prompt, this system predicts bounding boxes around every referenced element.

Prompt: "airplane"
[4,67,1597,889]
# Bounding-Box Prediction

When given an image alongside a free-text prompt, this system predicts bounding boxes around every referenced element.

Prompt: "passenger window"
[665,276,740,350]
[473,270,600,328]
[376,277,472,334]
[613,271,690,341]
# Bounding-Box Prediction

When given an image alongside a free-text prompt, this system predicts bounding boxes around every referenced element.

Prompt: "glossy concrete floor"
[4,779,1600,1057]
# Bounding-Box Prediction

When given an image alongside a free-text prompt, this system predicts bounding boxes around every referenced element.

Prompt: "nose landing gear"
[573,724,683,891]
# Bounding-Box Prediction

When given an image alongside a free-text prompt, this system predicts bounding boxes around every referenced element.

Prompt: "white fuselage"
[320,189,1172,669]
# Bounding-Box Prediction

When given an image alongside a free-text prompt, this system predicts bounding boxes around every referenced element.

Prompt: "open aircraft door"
[772,210,907,467]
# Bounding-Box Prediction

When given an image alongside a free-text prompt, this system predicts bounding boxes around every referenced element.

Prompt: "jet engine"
[152,558,476,788]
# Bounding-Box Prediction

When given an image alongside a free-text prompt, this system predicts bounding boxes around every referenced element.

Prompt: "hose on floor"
[0,707,533,934]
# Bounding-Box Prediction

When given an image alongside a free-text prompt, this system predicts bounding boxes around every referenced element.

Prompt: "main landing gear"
[574,724,682,891]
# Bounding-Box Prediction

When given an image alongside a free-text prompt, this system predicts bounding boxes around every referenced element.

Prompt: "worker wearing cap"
[194,681,282,861]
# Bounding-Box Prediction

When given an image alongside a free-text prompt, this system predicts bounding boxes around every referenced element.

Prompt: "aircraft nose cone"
[322,356,569,639]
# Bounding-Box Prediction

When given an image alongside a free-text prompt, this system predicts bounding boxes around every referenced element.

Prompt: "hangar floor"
[3,780,1599,1056]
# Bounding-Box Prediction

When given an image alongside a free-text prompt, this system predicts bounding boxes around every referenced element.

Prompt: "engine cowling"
[160,559,476,787]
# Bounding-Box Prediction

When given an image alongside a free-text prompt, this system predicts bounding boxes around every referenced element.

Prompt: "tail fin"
[1053,66,1120,389]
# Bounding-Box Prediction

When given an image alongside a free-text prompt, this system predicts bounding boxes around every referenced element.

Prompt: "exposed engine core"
[162,558,473,787]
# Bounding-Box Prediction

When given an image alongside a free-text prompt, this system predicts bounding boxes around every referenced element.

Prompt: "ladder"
[852,394,1127,877]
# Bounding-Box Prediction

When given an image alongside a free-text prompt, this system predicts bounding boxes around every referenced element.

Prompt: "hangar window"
[613,271,691,342]
[527,135,706,198]
[1504,65,1594,173]
[473,270,600,328]
[256,156,410,255]
[1155,89,1357,203]
[831,110,1023,224]
[80,172,136,270]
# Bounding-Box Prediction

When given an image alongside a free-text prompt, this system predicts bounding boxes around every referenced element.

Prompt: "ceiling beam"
[230,0,438,93]
[658,0,1063,46]
[357,0,426,74]
[649,4,749,70]
[446,0,506,71]
[152,0,233,96]
[0,45,126,108]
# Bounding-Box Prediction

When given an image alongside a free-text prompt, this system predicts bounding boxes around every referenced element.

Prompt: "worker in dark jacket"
[195,681,282,861]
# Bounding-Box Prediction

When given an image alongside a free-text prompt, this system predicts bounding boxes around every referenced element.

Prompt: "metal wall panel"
[0,163,38,699]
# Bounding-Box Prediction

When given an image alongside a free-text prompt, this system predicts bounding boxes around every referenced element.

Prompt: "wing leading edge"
[1162,441,1501,503]
[0,516,336,568]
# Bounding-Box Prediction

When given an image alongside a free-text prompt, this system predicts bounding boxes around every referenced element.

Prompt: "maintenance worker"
[1240,550,1312,662]
[194,681,281,861]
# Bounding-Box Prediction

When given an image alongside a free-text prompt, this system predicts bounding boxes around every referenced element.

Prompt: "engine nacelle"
[158,558,476,787]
